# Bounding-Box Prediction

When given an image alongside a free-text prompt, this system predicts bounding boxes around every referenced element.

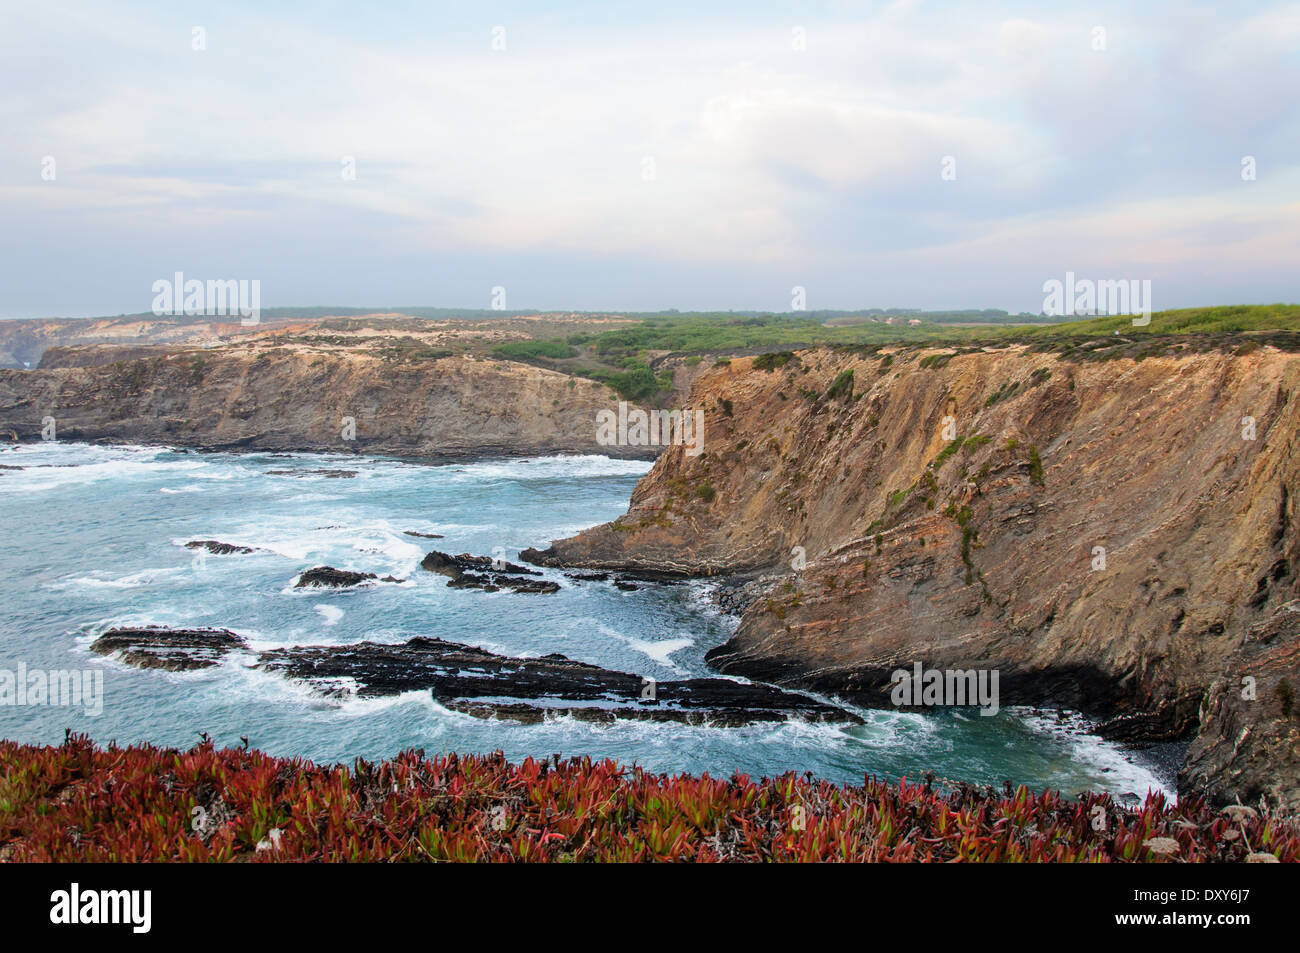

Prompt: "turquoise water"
[0,442,1171,798]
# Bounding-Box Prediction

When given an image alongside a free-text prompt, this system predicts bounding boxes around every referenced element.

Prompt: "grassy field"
[1007,303,1300,338]
[251,303,1300,403]
[486,304,1300,398]
[1,736,1294,862]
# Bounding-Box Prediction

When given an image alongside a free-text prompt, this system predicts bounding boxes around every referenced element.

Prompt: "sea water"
[0,441,1173,799]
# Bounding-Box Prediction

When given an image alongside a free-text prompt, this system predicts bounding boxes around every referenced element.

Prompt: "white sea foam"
[620,636,693,671]
[223,515,423,573]
[440,455,652,484]
[316,605,344,626]
[1,457,203,493]
[1012,708,1174,801]
[52,567,187,590]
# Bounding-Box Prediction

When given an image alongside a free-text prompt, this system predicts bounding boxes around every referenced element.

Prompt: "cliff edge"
[524,341,1300,808]
[0,344,649,460]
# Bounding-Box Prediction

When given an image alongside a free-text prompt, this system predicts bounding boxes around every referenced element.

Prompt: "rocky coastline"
[520,343,1300,810]
[7,335,1298,810]
[0,345,657,461]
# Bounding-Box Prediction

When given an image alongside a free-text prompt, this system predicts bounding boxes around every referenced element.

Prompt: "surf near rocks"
[88,627,859,727]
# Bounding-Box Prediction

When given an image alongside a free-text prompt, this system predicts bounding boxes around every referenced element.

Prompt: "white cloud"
[1,1,1297,313]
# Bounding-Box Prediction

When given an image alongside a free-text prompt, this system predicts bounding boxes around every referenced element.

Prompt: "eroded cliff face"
[0,345,647,460]
[526,344,1300,806]
[0,315,284,369]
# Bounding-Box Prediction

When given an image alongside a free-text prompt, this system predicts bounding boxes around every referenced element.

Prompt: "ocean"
[0,441,1173,799]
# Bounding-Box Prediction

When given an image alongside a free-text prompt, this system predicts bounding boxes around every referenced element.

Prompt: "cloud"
[1,1,1297,315]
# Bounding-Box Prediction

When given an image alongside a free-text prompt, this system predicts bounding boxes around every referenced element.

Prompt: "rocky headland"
[0,343,651,460]
[523,340,1300,809]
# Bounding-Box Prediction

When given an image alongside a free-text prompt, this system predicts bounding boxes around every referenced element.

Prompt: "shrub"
[492,340,577,361]
[984,380,1022,407]
[1028,445,1044,486]
[825,369,855,400]
[753,351,798,372]
[935,437,965,467]
[585,361,662,401]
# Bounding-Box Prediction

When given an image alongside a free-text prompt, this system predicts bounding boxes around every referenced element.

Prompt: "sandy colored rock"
[530,343,1300,807]
[0,346,649,460]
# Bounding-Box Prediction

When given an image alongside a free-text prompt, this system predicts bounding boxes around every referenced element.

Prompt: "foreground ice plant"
[1,735,1296,863]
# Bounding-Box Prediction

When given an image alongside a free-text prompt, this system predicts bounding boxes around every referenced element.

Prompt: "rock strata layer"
[525,343,1300,808]
[0,345,650,460]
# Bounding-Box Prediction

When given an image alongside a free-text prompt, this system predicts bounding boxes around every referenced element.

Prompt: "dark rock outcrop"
[420,551,559,594]
[185,540,259,555]
[90,626,247,671]
[294,566,402,588]
[265,469,357,478]
[92,628,860,726]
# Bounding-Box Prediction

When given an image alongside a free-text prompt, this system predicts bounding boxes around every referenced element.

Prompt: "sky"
[1,0,1297,318]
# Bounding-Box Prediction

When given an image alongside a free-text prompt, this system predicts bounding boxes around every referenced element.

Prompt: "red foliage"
[1,734,1294,862]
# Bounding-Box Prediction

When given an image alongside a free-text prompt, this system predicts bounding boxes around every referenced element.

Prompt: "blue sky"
[2,0,1297,317]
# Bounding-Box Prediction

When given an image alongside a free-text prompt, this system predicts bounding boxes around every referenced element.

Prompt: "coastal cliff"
[0,344,647,460]
[524,341,1300,808]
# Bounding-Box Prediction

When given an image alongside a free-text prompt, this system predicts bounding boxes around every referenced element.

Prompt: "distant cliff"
[524,341,1300,809]
[0,315,277,369]
[0,344,650,460]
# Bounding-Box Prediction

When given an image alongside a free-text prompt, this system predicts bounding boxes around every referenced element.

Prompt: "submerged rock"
[90,626,246,671]
[265,469,357,478]
[185,539,259,555]
[403,530,445,539]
